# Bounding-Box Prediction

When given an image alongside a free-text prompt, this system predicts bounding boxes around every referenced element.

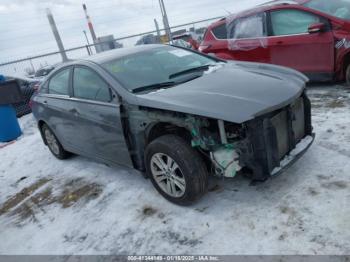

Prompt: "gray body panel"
[31,45,309,171]
[45,45,308,125]
[32,65,134,168]
[135,62,308,124]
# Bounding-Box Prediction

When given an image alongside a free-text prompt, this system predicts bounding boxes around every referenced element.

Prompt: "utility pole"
[158,0,172,43]
[83,30,92,55]
[46,8,68,62]
[83,4,99,53]
[154,19,161,43]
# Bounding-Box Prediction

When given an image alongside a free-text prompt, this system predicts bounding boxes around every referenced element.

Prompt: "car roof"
[230,0,300,19]
[79,44,166,65]
[293,0,310,4]
[258,0,299,6]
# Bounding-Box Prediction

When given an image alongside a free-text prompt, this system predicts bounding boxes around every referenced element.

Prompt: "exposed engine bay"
[124,92,314,181]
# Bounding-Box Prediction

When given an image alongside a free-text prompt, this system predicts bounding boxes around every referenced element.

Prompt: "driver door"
[267,8,334,75]
[69,66,133,167]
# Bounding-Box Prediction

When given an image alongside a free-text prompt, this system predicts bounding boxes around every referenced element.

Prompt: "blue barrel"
[0,105,22,142]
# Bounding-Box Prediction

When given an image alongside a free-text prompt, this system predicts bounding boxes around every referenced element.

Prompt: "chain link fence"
[0,16,222,77]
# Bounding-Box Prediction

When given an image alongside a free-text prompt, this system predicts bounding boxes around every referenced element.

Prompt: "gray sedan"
[31,45,314,205]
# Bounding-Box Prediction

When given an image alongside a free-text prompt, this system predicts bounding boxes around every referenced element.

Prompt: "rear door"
[226,13,270,63]
[70,66,133,167]
[42,67,77,148]
[267,8,334,75]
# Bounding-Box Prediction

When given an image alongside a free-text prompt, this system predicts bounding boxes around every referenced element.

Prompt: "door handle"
[43,100,48,105]
[276,41,284,45]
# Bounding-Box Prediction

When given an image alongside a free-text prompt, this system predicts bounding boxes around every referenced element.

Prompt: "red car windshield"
[304,0,350,20]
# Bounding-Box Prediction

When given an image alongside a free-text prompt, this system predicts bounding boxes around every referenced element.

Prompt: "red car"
[199,0,350,84]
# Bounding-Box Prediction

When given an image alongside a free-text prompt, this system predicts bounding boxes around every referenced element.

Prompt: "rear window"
[230,14,265,39]
[48,68,70,96]
[211,24,227,39]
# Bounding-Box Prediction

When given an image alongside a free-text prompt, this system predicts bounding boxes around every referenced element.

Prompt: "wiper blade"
[132,81,176,94]
[169,65,211,79]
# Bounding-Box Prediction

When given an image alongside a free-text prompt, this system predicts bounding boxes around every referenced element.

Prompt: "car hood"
[135,62,308,124]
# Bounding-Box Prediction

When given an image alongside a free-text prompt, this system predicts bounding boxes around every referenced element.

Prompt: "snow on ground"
[0,84,349,255]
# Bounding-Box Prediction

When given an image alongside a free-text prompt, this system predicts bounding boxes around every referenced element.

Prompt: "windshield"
[102,46,217,92]
[304,0,350,20]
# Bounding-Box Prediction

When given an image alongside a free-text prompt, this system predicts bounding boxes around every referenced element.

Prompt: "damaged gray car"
[31,45,314,205]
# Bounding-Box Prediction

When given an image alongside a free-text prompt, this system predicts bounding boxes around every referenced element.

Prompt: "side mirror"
[308,22,325,34]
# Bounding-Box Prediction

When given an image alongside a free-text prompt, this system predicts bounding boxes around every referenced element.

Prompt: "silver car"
[31,45,314,205]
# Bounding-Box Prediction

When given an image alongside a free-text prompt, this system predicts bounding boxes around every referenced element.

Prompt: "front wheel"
[145,135,208,206]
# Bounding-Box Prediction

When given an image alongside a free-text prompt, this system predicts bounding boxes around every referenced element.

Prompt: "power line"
[0,15,222,62]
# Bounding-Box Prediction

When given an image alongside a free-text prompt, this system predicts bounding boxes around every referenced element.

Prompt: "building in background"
[95,35,123,53]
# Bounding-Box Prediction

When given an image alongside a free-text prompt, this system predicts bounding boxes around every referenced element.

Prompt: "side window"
[230,14,265,39]
[48,68,70,95]
[73,67,111,103]
[270,9,320,36]
[212,24,227,40]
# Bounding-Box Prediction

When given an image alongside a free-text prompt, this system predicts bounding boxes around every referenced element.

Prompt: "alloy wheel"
[150,153,186,198]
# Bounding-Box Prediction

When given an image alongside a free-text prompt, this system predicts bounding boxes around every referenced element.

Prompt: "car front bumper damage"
[238,93,315,181]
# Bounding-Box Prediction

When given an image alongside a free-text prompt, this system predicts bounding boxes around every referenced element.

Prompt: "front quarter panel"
[333,25,350,80]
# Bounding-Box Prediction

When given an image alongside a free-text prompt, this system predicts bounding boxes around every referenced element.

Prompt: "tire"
[145,135,208,206]
[41,124,70,160]
[346,64,350,87]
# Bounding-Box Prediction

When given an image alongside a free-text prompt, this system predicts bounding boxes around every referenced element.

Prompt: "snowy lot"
[0,84,349,255]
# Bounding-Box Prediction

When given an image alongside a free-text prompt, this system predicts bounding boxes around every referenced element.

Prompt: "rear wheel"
[145,135,208,205]
[41,124,70,160]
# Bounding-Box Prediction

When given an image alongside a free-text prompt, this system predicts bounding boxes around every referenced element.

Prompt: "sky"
[0,0,268,66]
